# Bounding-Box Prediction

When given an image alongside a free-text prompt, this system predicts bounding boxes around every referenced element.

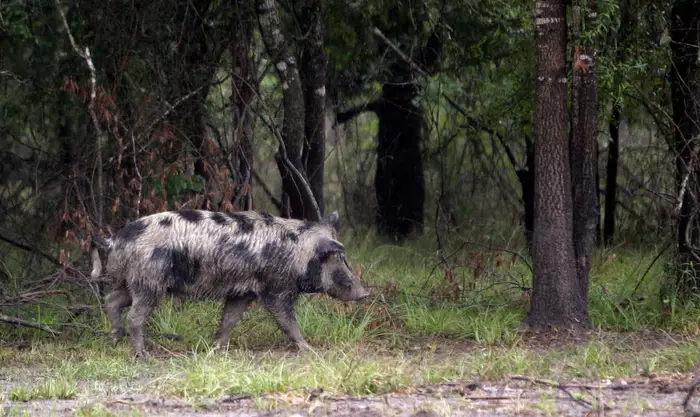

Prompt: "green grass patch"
[2,238,700,403]
[8,377,76,401]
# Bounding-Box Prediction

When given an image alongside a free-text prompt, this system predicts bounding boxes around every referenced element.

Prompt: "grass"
[1,232,700,407]
[7,377,77,402]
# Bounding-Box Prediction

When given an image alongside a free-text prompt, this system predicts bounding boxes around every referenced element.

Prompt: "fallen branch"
[92,330,182,341]
[0,314,61,336]
[684,378,700,416]
[510,375,615,412]
[0,233,64,267]
[2,289,76,305]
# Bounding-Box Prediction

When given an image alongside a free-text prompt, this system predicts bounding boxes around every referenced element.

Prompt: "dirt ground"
[3,375,699,416]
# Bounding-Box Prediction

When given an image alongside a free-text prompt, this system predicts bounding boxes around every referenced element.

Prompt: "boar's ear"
[316,237,345,258]
[323,210,341,233]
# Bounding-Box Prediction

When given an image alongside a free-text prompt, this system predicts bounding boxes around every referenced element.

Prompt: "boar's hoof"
[110,329,126,346]
[134,349,150,360]
[295,341,312,351]
[213,341,230,353]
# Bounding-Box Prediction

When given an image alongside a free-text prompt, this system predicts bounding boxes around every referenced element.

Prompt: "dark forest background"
[1,0,699,335]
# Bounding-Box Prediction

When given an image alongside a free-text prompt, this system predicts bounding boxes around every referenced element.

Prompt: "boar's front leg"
[213,294,255,350]
[262,295,310,351]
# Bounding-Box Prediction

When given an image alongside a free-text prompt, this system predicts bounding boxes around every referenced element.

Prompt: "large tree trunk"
[298,0,327,216]
[231,0,255,211]
[256,0,319,221]
[570,0,599,309]
[374,82,426,239]
[373,31,441,240]
[527,0,590,330]
[670,0,700,295]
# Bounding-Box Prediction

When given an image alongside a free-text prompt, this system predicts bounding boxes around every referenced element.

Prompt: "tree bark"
[527,0,590,330]
[370,30,440,240]
[670,0,700,294]
[298,0,327,216]
[374,84,426,239]
[256,0,319,221]
[570,0,599,309]
[231,0,255,211]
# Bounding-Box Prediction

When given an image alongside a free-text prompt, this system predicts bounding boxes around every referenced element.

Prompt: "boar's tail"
[90,233,113,280]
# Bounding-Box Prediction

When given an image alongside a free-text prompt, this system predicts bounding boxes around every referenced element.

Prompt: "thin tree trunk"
[173,0,215,207]
[570,0,599,306]
[256,0,319,221]
[603,0,634,246]
[298,0,327,216]
[527,0,589,330]
[670,0,700,295]
[517,135,535,251]
[232,0,255,211]
[604,105,620,245]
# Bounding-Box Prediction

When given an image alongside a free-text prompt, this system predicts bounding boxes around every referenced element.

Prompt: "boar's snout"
[327,268,371,302]
[334,281,370,302]
[356,286,370,300]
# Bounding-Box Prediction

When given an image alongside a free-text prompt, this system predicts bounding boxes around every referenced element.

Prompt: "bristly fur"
[92,209,368,355]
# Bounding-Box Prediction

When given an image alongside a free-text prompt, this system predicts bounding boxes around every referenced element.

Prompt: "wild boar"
[90,209,370,357]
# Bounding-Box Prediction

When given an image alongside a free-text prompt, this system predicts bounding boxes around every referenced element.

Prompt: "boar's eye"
[316,238,345,261]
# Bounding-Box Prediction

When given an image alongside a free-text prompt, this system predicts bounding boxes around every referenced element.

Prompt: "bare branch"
[0,233,63,267]
[510,375,615,412]
[0,314,61,336]
[54,0,105,228]
[131,133,143,217]
[251,169,283,211]
[373,27,430,77]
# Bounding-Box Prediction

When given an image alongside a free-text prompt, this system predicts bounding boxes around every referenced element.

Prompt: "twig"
[131,133,143,217]
[510,375,615,411]
[373,27,429,77]
[0,314,61,336]
[677,163,694,215]
[2,289,75,305]
[458,238,533,272]
[0,233,64,267]
[138,85,213,144]
[251,169,283,211]
[92,330,182,341]
[420,238,532,294]
[631,240,671,298]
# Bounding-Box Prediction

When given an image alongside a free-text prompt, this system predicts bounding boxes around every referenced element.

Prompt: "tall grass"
[2,234,699,401]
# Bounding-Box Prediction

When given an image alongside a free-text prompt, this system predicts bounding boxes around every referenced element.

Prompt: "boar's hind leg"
[105,285,132,346]
[126,293,158,357]
[213,294,255,350]
[262,296,310,351]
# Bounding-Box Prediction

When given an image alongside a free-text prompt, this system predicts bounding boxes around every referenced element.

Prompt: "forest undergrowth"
[1,230,699,412]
